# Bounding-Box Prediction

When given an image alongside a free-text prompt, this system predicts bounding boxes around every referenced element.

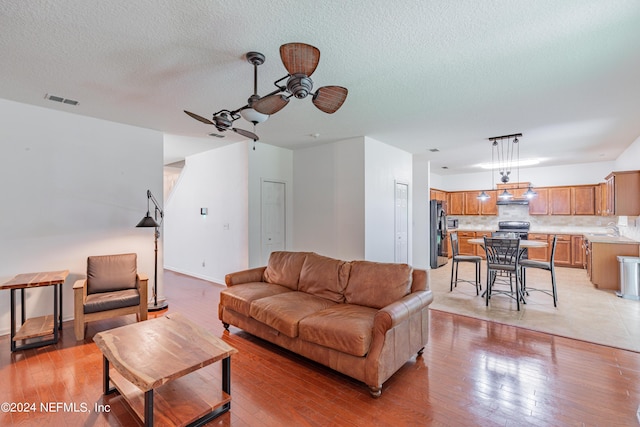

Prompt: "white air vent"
[45,94,79,106]
[208,133,224,138]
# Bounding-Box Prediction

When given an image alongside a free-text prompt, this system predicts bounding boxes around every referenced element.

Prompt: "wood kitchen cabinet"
[603,171,640,216]
[479,190,498,215]
[463,190,497,215]
[430,188,447,202]
[571,235,584,267]
[475,231,491,258]
[571,186,596,215]
[595,182,607,216]
[529,185,596,215]
[456,231,476,256]
[527,233,549,261]
[528,188,549,215]
[548,187,572,215]
[586,239,640,290]
[447,192,464,215]
[553,235,572,267]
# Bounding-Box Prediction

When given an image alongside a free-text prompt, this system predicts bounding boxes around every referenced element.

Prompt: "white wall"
[293,138,365,259]
[248,142,294,267]
[0,98,162,335]
[364,137,413,263]
[432,160,616,191]
[413,158,431,269]
[614,135,640,171]
[164,141,248,283]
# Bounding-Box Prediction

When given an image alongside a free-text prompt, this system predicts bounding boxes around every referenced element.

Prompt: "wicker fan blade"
[280,43,320,76]
[184,110,214,125]
[233,127,259,141]
[253,94,289,115]
[312,86,348,114]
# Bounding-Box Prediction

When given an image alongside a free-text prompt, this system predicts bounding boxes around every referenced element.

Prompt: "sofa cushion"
[87,253,137,294]
[344,261,413,309]
[219,282,292,317]
[263,251,309,290]
[249,292,336,338]
[298,253,351,303]
[84,289,140,314]
[299,304,378,357]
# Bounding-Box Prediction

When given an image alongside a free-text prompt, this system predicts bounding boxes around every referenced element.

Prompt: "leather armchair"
[73,253,148,340]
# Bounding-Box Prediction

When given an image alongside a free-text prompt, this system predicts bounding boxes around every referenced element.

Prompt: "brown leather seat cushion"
[84,289,140,314]
[220,282,292,317]
[249,292,336,338]
[298,252,351,303]
[344,261,413,309]
[299,304,377,357]
[87,253,137,294]
[263,251,310,290]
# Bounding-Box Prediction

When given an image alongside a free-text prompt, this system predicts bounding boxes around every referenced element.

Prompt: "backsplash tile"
[452,204,621,235]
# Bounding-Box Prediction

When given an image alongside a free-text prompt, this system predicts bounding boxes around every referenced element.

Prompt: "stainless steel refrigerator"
[430,200,448,268]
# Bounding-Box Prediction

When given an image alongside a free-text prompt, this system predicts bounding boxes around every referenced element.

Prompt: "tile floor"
[428,260,640,352]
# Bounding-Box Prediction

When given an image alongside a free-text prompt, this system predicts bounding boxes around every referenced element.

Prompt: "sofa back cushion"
[298,253,351,303]
[263,251,309,290]
[344,261,413,309]
[87,253,137,294]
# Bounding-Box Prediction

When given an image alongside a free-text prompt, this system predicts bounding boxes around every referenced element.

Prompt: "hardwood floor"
[1,270,639,426]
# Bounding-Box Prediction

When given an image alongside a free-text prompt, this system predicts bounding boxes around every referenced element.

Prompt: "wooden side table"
[94,312,238,426]
[0,270,69,352]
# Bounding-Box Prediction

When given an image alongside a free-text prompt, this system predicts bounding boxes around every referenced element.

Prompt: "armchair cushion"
[87,253,137,294]
[84,289,140,314]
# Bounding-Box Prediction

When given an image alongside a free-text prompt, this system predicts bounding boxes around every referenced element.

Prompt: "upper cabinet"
[462,190,497,215]
[571,186,596,215]
[447,192,464,215]
[430,188,447,202]
[528,188,549,215]
[529,185,595,216]
[603,171,640,216]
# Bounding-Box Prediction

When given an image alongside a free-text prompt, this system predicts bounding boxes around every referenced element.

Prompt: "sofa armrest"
[73,279,86,290]
[374,290,433,333]
[225,266,267,286]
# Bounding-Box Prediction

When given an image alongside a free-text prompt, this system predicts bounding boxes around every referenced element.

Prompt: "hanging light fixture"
[524,184,537,199]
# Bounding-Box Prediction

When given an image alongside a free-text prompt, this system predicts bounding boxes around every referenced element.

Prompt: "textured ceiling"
[1,1,639,172]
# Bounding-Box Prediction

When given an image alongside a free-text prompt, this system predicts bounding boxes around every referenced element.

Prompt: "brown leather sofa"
[219,251,433,397]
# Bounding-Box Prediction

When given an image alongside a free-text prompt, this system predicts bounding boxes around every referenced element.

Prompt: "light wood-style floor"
[1,270,639,426]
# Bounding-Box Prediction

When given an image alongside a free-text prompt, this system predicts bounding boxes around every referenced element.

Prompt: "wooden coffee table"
[93,313,238,426]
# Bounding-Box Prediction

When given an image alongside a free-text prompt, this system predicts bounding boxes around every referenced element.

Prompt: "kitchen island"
[583,233,640,291]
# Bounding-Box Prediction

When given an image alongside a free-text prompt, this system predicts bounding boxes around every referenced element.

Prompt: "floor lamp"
[136,189,168,311]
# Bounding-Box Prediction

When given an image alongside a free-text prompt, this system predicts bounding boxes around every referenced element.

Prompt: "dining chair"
[449,232,482,295]
[519,235,558,307]
[483,237,523,310]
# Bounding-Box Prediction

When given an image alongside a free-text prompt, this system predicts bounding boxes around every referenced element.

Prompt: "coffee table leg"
[103,356,116,395]
[222,356,231,395]
[144,390,153,427]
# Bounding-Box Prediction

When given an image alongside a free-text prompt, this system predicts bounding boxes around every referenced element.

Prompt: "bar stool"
[450,232,482,295]
[520,235,558,307]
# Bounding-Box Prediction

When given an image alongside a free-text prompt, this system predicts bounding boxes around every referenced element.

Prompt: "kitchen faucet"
[605,222,620,236]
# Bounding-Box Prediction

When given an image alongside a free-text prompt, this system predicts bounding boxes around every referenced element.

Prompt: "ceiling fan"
[184,43,348,142]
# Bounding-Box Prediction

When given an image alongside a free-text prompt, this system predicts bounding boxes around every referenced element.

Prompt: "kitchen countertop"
[582,234,640,244]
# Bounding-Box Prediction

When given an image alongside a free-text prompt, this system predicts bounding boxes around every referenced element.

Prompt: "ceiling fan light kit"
[185,42,348,144]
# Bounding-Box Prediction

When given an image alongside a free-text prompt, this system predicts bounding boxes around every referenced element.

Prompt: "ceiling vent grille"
[208,133,224,138]
[45,94,79,106]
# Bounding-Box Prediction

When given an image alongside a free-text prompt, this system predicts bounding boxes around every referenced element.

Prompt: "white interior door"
[395,182,409,263]
[261,180,286,265]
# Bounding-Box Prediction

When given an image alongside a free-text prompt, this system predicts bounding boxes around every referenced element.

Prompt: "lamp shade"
[477,191,490,201]
[240,108,269,124]
[498,189,513,199]
[136,213,159,228]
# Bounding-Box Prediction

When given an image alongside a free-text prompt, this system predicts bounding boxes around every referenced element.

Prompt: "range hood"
[496,198,529,205]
